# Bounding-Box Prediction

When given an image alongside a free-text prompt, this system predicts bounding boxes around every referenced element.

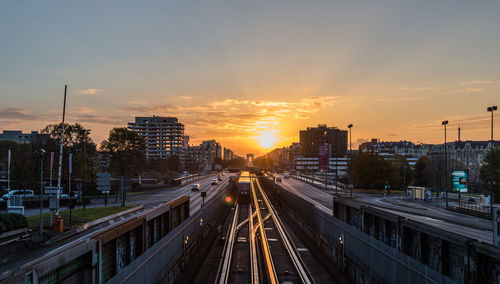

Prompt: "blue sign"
[452,170,468,193]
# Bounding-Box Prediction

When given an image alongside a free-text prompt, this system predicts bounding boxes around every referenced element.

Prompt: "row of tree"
[1,124,172,191]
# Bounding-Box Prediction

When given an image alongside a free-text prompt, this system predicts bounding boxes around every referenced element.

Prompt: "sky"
[1,1,500,157]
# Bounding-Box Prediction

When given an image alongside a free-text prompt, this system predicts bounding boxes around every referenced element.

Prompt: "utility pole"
[442,120,449,207]
[83,142,87,210]
[56,85,68,216]
[39,149,45,237]
[348,124,353,198]
[68,154,72,200]
[7,149,10,190]
[487,106,497,214]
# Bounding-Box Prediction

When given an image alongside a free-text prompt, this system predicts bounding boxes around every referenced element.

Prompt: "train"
[237,171,252,203]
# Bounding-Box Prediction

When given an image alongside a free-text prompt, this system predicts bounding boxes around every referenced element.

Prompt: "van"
[2,190,35,200]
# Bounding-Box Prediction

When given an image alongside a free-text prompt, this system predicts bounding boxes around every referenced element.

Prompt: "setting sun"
[256,132,278,149]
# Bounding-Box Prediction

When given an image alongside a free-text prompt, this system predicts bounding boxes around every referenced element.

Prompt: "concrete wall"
[260,178,482,284]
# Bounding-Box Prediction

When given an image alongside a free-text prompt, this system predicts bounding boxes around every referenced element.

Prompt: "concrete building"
[299,124,348,158]
[223,148,234,161]
[294,157,349,176]
[127,116,185,159]
[359,139,428,167]
[200,140,221,171]
[0,130,48,144]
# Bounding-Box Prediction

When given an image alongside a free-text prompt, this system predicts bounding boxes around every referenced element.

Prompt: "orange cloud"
[79,88,102,95]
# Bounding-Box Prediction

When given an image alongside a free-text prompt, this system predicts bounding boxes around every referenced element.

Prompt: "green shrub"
[0,213,28,234]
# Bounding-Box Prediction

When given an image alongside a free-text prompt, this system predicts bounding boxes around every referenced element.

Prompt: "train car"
[237,171,252,203]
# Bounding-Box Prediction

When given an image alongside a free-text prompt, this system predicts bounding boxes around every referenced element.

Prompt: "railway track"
[217,175,314,284]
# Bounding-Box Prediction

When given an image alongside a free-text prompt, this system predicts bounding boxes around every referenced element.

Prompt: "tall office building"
[128,116,185,159]
[299,124,348,158]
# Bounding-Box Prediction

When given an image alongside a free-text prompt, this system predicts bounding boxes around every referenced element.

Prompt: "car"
[217,175,223,182]
[275,177,282,183]
[284,173,290,179]
[2,189,35,200]
[211,179,219,185]
[191,184,201,191]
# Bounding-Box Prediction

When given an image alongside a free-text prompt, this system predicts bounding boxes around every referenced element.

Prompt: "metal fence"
[107,187,227,284]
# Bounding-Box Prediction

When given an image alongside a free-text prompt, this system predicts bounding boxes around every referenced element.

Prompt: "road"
[272,174,493,244]
[0,173,233,275]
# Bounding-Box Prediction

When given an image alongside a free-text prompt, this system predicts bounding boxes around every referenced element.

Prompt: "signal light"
[225,196,232,203]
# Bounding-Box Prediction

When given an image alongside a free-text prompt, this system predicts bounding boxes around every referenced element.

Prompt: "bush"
[0,213,28,234]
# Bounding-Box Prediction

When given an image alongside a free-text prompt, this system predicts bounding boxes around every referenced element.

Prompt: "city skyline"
[1,1,500,156]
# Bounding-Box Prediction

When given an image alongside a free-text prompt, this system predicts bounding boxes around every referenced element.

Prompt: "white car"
[191,184,201,191]
[211,179,219,185]
[2,190,35,200]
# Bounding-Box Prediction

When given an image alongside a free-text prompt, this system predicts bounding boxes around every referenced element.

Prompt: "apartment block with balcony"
[127,116,185,159]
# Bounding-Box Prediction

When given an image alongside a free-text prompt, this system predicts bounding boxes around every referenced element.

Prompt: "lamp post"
[39,149,45,237]
[442,120,449,207]
[487,106,497,214]
[348,124,353,198]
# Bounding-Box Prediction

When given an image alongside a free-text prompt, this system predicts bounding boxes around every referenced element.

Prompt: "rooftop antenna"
[56,85,67,216]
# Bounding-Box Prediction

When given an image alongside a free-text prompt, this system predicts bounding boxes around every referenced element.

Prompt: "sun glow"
[256,131,278,149]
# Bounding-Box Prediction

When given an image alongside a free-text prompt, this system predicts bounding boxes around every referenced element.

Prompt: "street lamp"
[348,124,353,198]
[39,149,45,237]
[487,106,497,213]
[442,120,449,207]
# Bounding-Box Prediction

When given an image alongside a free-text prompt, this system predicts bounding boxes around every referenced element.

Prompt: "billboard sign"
[319,144,330,171]
[452,170,468,193]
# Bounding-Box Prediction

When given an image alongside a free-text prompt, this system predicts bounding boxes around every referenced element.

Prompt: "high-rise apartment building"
[299,124,347,158]
[128,116,185,159]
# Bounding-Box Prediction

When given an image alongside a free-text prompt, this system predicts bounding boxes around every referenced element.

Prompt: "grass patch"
[27,206,131,229]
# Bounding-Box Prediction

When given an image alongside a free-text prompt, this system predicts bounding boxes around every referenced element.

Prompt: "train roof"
[239,171,251,183]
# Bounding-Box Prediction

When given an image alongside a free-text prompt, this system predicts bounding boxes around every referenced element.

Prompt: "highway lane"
[273,174,493,244]
[20,173,231,217]
[0,173,233,275]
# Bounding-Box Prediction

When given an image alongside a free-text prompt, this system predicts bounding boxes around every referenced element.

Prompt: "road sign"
[97,172,112,192]
[452,170,468,193]
[44,186,63,195]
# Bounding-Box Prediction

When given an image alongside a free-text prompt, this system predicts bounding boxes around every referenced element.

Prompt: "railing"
[458,200,490,214]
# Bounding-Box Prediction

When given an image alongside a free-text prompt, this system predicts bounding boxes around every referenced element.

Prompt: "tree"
[392,154,413,187]
[479,148,500,202]
[41,123,93,147]
[167,155,183,174]
[100,128,146,177]
[414,156,438,188]
[352,152,399,189]
[40,123,96,183]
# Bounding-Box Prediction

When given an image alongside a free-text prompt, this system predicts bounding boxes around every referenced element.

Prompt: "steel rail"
[256,178,314,284]
[217,203,240,284]
[249,204,259,284]
[251,177,278,284]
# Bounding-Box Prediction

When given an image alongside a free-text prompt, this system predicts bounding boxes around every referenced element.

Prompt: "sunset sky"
[1,1,500,156]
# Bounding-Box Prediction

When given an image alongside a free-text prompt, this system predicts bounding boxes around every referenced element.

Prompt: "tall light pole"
[348,124,353,198]
[39,149,45,237]
[442,120,449,207]
[487,106,497,213]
